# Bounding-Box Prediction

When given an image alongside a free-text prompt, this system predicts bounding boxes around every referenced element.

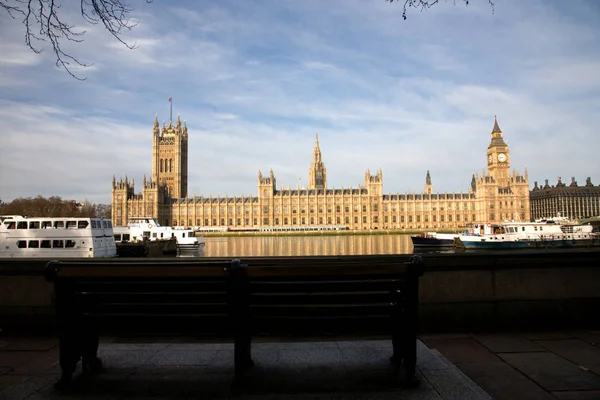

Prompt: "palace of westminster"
[111,115,600,230]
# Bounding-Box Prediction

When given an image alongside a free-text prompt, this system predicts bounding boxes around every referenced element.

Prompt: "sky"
[1,0,599,204]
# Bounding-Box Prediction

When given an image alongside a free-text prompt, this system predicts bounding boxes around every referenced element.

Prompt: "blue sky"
[1,0,599,204]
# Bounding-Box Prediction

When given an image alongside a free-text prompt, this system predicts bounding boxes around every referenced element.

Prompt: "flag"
[168,97,172,102]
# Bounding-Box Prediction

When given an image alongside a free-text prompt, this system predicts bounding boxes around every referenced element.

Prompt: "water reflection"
[196,234,441,257]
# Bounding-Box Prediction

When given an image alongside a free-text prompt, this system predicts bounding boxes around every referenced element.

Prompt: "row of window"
[181,213,476,227]
[5,220,89,230]
[172,204,478,215]
[16,240,77,249]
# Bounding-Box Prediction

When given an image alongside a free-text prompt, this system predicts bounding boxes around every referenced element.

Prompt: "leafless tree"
[0,0,152,80]
[0,195,111,217]
[388,0,495,20]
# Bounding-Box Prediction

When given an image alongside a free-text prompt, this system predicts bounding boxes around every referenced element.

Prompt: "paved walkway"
[1,331,599,399]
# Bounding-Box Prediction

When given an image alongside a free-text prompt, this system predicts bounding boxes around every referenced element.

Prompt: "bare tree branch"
[388,0,495,20]
[1,0,152,80]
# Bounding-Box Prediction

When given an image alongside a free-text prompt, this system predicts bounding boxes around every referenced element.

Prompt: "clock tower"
[475,116,530,224]
[486,116,511,187]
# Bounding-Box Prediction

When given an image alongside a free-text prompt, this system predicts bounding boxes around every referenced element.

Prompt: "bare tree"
[0,195,111,217]
[0,0,152,80]
[388,0,495,20]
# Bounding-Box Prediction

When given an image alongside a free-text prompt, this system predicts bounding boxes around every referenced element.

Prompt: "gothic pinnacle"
[492,115,502,133]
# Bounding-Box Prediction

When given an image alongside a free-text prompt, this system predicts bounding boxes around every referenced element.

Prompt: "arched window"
[160,159,163,173]
[170,159,173,172]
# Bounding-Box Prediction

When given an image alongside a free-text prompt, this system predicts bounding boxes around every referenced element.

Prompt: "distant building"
[530,177,600,220]
[112,115,530,230]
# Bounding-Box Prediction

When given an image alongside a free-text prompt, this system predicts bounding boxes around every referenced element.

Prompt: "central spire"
[313,132,322,163]
[308,132,327,190]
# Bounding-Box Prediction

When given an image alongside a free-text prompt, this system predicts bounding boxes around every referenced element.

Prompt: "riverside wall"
[1,249,599,334]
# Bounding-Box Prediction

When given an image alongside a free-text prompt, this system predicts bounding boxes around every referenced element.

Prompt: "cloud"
[1,0,599,205]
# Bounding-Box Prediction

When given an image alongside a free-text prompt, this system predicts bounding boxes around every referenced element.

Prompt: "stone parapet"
[1,250,599,333]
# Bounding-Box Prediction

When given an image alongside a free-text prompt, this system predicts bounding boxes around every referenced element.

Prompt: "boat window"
[17,240,26,248]
[4,222,15,229]
[29,221,40,229]
[53,240,64,248]
[107,221,112,228]
[182,233,186,238]
[122,234,130,241]
[534,227,537,231]
[540,227,543,231]
[160,233,164,238]
[152,233,157,238]
[78,221,89,229]
[65,240,76,248]
[92,220,98,229]
[42,221,52,229]
[28,240,39,248]
[17,221,27,229]
[41,240,51,248]
[101,220,107,228]
[66,221,77,229]
[522,227,525,231]
[54,221,65,228]
[114,234,121,241]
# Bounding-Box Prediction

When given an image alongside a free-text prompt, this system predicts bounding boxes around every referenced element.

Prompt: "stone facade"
[530,177,600,220]
[112,116,531,230]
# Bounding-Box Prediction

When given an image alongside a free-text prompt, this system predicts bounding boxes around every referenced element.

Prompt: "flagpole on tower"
[168,96,173,122]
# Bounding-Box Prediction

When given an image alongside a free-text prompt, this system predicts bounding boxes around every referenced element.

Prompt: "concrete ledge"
[2,250,600,333]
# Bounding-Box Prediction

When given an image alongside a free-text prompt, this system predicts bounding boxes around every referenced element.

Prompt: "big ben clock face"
[498,153,507,163]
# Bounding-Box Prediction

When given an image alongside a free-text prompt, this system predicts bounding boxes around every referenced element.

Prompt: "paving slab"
[551,390,600,400]
[146,349,219,366]
[523,331,576,340]
[0,339,492,400]
[97,349,161,370]
[419,350,492,400]
[571,331,600,346]
[535,339,600,367]
[0,338,57,352]
[455,361,554,400]
[8,347,59,375]
[471,334,546,353]
[500,352,600,391]
[0,375,24,391]
[419,338,500,363]
[0,352,39,369]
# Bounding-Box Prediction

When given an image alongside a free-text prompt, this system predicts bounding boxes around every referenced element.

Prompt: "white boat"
[113,217,204,251]
[410,232,459,248]
[0,215,117,258]
[454,216,599,250]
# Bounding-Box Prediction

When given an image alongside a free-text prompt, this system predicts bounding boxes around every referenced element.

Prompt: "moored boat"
[454,217,599,250]
[0,215,117,258]
[410,232,458,248]
[113,217,205,252]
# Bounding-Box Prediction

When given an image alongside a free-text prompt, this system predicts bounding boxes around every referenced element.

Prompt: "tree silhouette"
[1,1,495,79]
[388,0,495,20]
[0,196,111,218]
[0,0,152,80]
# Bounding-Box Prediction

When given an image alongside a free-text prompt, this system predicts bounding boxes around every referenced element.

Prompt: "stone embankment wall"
[1,250,599,333]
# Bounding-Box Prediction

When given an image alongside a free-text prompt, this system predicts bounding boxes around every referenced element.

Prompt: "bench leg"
[234,332,254,375]
[55,332,81,390]
[81,328,102,374]
[402,335,420,388]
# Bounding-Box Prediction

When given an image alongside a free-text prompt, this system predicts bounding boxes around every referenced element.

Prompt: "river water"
[196,234,447,257]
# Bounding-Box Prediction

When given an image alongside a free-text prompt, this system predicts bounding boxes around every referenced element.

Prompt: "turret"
[308,133,327,190]
[424,170,432,194]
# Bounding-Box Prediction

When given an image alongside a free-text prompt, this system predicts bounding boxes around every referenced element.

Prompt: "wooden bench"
[44,255,424,389]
